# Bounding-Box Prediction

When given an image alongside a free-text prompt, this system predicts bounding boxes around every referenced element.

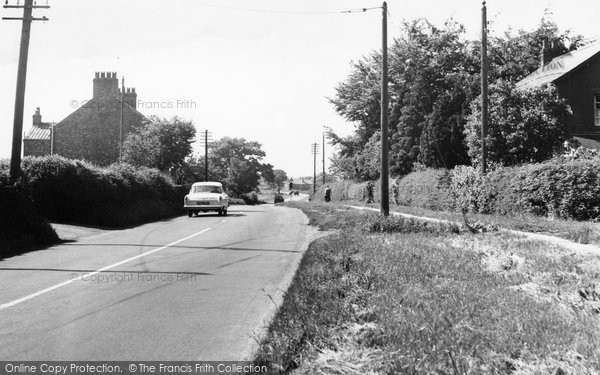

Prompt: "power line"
[194,2,381,15]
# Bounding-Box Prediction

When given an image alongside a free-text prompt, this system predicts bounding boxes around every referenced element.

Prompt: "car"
[184,182,229,217]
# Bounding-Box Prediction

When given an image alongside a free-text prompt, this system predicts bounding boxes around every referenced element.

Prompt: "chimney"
[33,107,42,126]
[93,71,119,99]
[122,87,137,109]
[541,38,565,68]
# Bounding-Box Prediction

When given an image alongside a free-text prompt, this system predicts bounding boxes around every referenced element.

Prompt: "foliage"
[17,155,185,227]
[330,15,581,180]
[256,203,600,373]
[208,137,274,197]
[0,184,59,257]
[510,158,600,220]
[272,169,288,193]
[465,81,572,166]
[274,194,285,204]
[123,116,196,173]
[242,191,260,205]
[396,168,452,210]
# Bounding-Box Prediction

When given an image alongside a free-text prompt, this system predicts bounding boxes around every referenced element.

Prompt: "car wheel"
[188,210,192,218]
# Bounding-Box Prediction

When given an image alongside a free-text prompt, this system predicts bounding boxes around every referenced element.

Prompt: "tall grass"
[254,202,600,373]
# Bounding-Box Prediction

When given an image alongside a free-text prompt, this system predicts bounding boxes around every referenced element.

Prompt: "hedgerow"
[0,183,59,257]
[10,155,185,228]
[320,148,600,221]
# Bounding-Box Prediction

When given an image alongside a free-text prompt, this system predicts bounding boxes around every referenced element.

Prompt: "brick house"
[516,41,600,141]
[23,72,147,165]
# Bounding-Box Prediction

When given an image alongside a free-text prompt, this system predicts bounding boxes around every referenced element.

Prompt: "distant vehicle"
[184,182,229,217]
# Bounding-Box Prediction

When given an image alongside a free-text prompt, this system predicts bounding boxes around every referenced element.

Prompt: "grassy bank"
[254,202,600,373]
[356,201,600,246]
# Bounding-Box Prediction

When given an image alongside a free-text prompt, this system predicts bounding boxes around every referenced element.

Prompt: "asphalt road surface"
[0,205,319,360]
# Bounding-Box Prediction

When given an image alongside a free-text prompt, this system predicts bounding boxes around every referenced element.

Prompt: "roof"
[191,182,223,187]
[516,41,600,90]
[24,124,54,141]
[54,97,146,130]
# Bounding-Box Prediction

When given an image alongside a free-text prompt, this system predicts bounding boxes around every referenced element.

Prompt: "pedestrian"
[324,185,332,202]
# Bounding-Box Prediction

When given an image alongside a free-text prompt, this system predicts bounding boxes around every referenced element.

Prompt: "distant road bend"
[0,205,318,360]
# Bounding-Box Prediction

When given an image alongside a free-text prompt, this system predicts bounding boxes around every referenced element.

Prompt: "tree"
[272,169,288,193]
[330,19,477,178]
[123,116,196,173]
[464,81,572,166]
[329,14,582,179]
[208,137,273,197]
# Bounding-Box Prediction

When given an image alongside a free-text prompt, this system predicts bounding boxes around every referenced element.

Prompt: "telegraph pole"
[481,1,488,174]
[322,130,326,185]
[380,1,390,216]
[311,143,319,194]
[119,76,124,163]
[200,130,213,181]
[4,0,49,184]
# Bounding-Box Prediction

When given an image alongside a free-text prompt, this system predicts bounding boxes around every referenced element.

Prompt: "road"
[0,205,319,360]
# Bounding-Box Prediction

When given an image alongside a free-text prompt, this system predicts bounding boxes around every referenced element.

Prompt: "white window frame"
[595,95,600,126]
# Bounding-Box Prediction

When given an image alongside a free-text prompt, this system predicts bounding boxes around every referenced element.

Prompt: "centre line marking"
[0,227,212,311]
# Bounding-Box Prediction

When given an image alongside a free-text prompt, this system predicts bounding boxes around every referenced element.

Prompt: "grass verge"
[349,201,600,246]
[253,202,600,374]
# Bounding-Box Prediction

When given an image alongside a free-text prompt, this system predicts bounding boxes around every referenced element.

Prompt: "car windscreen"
[192,186,222,194]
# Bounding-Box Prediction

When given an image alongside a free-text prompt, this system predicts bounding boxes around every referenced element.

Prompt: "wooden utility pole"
[200,130,213,181]
[311,143,319,194]
[119,76,124,163]
[4,0,49,184]
[481,1,488,174]
[322,131,326,185]
[380,1,390,216]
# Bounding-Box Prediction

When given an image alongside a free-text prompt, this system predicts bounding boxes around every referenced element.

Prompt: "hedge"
[0,184,59,257]
[1,155,186,228]
[318,154,600,221]
[399,157,600,221]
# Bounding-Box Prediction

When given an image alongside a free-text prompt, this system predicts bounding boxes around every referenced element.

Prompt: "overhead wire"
[194,2,381,15]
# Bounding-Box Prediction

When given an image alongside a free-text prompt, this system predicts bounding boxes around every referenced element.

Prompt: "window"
[193,185,222,194]
[596,95,600,126]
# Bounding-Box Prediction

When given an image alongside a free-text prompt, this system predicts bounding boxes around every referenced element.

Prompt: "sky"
[1,0,599,177]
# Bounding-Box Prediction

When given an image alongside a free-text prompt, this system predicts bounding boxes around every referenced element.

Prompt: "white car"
[184,182,229,217]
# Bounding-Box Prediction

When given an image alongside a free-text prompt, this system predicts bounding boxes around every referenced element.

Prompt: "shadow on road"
[188,213,246,218]
[0,267,213,276]
[48,243,301,254]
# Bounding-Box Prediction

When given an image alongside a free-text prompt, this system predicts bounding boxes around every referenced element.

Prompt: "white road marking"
[0,227,212,311]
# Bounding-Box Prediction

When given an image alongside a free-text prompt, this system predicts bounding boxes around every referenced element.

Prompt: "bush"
[242,191,259,205]
[17,155,184,227]
[274,194,285,204]
[396,168,452,210]
[0,184,59,257]
[361,212,460,234]
[510,158,600,220]
[465,81,571,166]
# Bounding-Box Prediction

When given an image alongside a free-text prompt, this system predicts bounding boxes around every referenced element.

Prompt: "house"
[23,72,147,165]
[516,40,600,140]
[22,108,55,156]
